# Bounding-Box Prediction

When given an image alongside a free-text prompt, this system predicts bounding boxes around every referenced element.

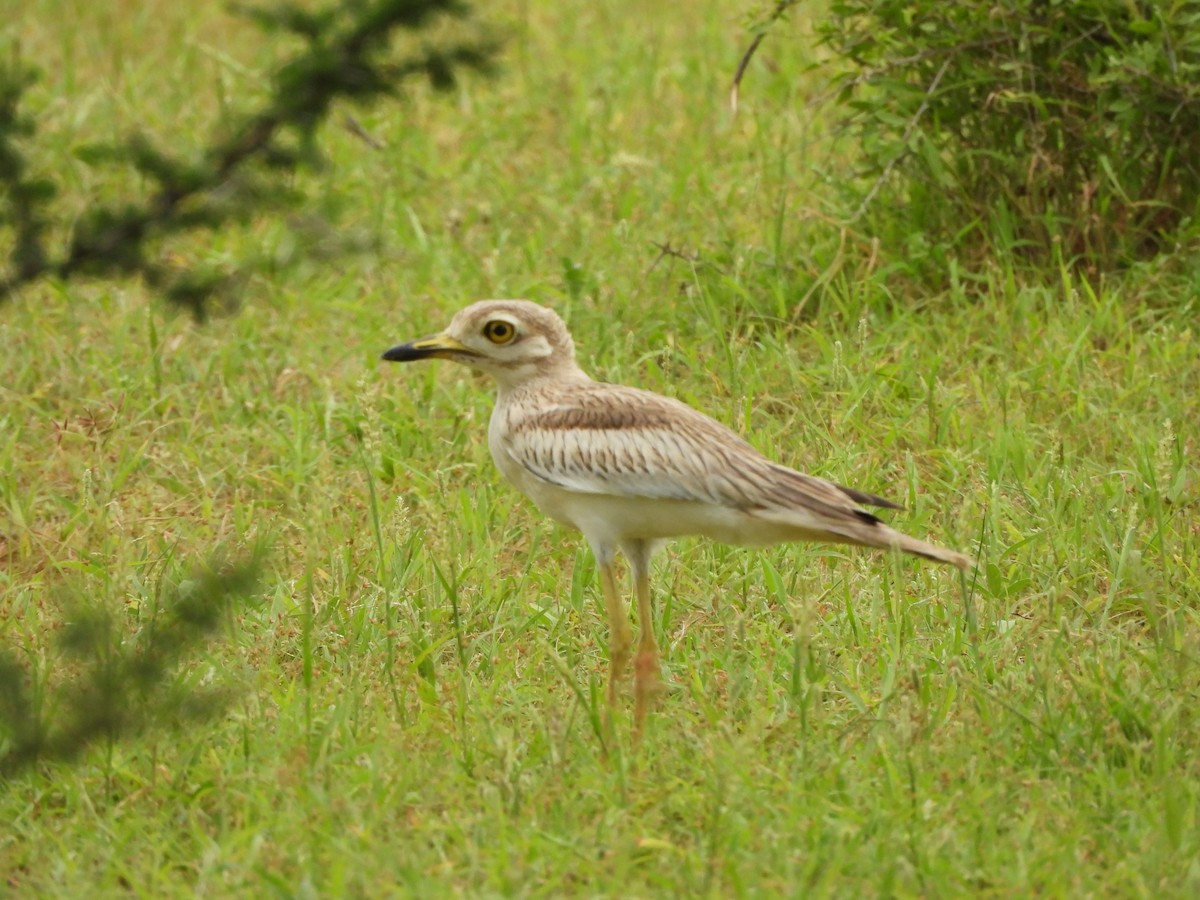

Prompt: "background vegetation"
[2,0,1197,895]
[813,0,1200,281]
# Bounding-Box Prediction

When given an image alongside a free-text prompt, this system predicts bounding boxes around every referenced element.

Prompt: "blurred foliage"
[0,551,263,780]
[741,0,1200,282]
[0,0,498,317]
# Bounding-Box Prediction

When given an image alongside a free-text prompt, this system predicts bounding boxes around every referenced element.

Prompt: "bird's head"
[381,300,584,389]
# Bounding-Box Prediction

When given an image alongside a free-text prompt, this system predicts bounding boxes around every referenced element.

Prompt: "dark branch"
[0,551,264,780]
[730,1,800,113]
[0,0,499,316]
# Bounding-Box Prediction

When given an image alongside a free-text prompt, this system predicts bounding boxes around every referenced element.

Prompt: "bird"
[381,300,971,729]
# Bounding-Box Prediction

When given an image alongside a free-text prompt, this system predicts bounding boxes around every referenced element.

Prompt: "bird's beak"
[381,334,473,362]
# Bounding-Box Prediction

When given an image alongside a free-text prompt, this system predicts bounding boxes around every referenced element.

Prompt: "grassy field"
[3,0,1199,895]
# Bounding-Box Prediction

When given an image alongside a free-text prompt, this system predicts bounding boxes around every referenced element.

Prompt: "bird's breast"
[488,407,580,529]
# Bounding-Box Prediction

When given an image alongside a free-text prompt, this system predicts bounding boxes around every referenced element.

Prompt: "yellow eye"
[483,320,516,344]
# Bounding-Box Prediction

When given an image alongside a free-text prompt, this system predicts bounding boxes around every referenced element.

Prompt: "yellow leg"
[597,555,632,706]
[626,541,662,731]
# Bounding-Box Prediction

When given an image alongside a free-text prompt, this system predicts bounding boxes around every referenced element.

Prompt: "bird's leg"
[596,552,632,707]
[625,541,662,731]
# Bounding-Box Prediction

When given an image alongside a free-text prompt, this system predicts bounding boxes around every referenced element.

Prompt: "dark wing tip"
[835,483,905,511]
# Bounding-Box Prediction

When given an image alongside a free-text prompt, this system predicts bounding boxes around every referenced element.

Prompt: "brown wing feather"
[499,380,893,529]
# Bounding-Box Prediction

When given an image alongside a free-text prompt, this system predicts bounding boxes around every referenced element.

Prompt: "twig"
[730,32,769,115]
[730,1,800,114]
[647,239,703,274]
[342,114,387,150]
[849,56,952,223]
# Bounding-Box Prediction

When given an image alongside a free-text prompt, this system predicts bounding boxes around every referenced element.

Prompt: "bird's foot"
[632,649,664,734]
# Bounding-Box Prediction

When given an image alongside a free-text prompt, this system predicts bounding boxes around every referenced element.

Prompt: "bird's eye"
[483,320,516,344]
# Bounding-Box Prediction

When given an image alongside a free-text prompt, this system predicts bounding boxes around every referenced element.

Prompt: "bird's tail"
[750,498,973,570]
[881,527,972,570]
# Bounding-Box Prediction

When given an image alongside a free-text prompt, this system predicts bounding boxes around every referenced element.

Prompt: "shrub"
[803,0,1200,278]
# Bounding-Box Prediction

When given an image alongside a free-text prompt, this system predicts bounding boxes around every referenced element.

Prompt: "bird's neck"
[494,362,591,398]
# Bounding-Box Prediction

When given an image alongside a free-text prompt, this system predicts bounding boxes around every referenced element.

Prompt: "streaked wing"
[499,381,890,525]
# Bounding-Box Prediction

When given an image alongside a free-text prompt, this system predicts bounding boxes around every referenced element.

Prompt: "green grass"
[3,0,1199,895]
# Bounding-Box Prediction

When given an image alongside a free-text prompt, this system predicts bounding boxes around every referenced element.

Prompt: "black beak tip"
[381,343,417,362]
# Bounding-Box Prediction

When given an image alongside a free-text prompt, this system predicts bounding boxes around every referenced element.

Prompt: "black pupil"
[490,323,510,339]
